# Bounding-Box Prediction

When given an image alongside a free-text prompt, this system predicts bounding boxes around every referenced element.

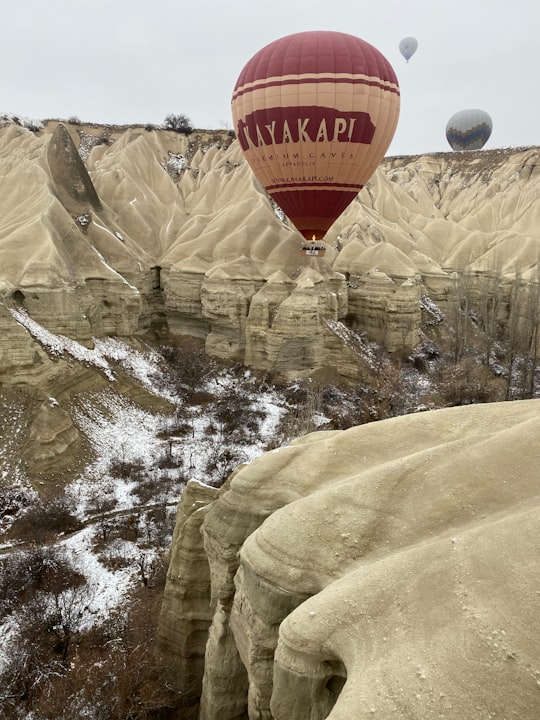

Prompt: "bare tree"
[163,113,193,134]
[504,272,540,399]
[87,484,117,542]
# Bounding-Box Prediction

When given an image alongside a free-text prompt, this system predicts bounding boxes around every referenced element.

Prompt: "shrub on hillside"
[434,356,505,406]
[11,495,82,542]
[0,583,178,719]
[163,113,193,134]
[160,340,217,397]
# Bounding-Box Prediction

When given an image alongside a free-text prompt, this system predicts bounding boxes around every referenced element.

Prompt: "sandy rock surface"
[161,399,540,719]
[1,120,539,378]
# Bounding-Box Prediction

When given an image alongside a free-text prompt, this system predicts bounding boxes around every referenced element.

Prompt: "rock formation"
[157,480,220,712]
[158,399,540,719]
[1,118,540,382]
[0,122,143,385]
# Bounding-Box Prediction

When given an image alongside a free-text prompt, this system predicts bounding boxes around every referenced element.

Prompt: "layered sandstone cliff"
[158,399,540,720]
[1,118,539,382]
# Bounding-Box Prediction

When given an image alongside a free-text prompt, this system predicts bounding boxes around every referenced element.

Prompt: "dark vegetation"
[163,113,193,135]
[0,546,176,719]
[1,495,174,718]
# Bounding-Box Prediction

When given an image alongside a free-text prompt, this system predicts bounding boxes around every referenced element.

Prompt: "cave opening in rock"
[151,266,162,291]
[12,290,25,306]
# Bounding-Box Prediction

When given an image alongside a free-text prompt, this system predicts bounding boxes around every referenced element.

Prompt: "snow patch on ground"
[60,527,139,629]
[69,389,172,515]
[0,320,289,676]
[9,308,114,379]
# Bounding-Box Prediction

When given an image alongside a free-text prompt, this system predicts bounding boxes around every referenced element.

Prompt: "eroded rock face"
[346,271,421,352]
[245,268,349,375]
[2,120,540,380]
[201,257,265,361]
[25,397,79,468]
[160,399,540,719]
[157,480,219,710]
[0,123,142,385]
[46,122,102,215]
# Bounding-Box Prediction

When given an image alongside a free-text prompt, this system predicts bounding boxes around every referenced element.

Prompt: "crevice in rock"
[151,265,162,291]
[12,289,25,307]
[324,667,347,711]
[148,266,169,337]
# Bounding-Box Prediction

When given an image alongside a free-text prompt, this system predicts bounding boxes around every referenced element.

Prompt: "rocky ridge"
[1,120,539,386]
[158,399,540,720]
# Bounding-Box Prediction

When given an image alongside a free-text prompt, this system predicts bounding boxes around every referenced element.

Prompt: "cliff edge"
[159,399,540,719]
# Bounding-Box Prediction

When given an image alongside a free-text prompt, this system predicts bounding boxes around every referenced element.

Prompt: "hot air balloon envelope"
[446,109,493,151]
[399,37,418,62]
[231,31,400,241]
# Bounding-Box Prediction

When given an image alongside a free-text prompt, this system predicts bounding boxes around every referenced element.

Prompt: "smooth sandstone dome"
[166,399,540,720]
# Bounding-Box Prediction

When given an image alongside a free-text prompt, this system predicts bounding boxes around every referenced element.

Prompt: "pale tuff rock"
[201,256,265,361]
[0,123,142,378]
[346,271,421,351]
[46,123,102,215]
[0,302,52,381]
[163,266,210,339]
[1,121,540,378]
[162,399,540,719]
[338,242,419,279]
[245,268,349,374]
[89,129,189,263]
[157,480,219,710]
[24,397,79,469]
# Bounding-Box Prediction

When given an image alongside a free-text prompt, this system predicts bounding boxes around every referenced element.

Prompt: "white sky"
[2,0,538,156]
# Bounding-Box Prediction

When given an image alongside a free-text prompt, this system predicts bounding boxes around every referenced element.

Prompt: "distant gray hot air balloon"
[399,37,418,62]
[445,109,493,151]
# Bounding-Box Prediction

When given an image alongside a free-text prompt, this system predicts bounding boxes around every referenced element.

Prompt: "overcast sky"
[2,0,538,156]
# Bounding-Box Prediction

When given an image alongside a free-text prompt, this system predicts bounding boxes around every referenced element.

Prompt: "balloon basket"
[300,243,326,257]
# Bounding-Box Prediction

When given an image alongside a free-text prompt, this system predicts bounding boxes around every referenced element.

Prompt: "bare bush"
[213,384,265,439]
[1,546,85,618]
[205,442,247,486]
[157,439,185,470]
[160,339,217,396]
[11,494,82,542]
[87,485,117,542]
[0,585,178,720]
[0,635,66,718]
[271,386,326,445]
[114,511,141,543]
[433,355,505,406]
[163,113,193,134]
[108,451,146,481]
[0,485,32,531]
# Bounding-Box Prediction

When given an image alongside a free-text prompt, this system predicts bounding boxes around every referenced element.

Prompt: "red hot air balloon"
[231,31,400,244]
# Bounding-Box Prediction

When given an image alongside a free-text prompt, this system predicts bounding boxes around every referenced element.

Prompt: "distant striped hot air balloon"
[231,31,400,244]
[399,37,418,62]
[446,109,493,151]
